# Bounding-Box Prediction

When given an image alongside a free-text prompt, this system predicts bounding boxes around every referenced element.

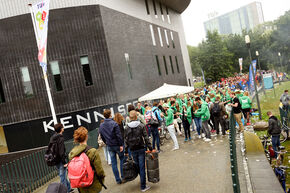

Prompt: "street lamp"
[245,35,262,120]
[278,52,283,84]
[256,51,266,96]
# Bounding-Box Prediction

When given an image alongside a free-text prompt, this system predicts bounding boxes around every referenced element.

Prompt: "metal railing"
[0,128,99,193]
[229,110,241,193]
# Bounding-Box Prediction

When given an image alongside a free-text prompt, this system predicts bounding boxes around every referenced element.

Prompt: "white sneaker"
[204,138,212,142]
[172,147,179,151]
[201,133,205,138]
[198,135,201,139]
[141,186,151,192]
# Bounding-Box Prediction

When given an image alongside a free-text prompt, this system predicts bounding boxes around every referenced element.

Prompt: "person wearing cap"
[163,103,179,150]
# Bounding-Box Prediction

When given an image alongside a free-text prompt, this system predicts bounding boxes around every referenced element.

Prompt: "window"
[166,6,171,24]
[80,56,93,86]
[170,31,175,48]
[159,2,165,21]
[164,30,169,47]
[145,0,150,15]
[150,25,156,46]
[50,61,63,91]
[163,56,168,75]
[188,79,192,86]
[152,0,158,18]
[0,78,5,103]
[125,53,132,80]
[155,55,161,76]
[169,56,174,74]
[175,56,180,73]
[157,27,163,47]
[20,67,34,97]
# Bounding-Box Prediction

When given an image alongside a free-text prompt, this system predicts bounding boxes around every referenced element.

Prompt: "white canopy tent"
[138,83,195,102]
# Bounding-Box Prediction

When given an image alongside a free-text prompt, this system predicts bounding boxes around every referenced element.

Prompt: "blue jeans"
[56,163,71,192]
[131,149,146,190]
[151,125,160,151]
[272,135,280,158]
[194,117,202,135]
[108,146,124,183]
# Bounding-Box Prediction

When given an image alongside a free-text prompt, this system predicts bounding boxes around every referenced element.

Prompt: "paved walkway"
[35,132,233,193]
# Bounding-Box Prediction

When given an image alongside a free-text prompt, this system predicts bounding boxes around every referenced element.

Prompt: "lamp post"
[245,35,262,120]
[278,52,282,84]
[256,51,266,96]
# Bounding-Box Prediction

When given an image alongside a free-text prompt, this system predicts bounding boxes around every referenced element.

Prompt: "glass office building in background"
[204,2,264,35]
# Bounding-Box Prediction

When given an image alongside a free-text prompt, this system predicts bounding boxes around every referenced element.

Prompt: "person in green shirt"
[137,102,145,115]
[195,97,211,142]
[240,91,252,125]
[163,104,179,150]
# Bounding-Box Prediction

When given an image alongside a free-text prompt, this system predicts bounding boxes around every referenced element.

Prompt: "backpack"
[46,183,67,193]
[212,102,221,116]
[44,141,58,166]
[122,157,138,182]
[148,109,159,126]
[68,147,94,188]
[126,126,143,150]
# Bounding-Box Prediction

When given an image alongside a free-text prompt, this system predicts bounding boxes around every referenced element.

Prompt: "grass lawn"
[252,81,290,189]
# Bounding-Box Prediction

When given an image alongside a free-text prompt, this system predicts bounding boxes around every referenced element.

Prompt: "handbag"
[148,110,159,126]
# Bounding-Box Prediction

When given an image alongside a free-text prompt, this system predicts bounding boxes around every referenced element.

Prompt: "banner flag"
[263,74,274,89]
[248,61,255,93]
[238,58,243,72]
[252,60,257,75]
[32,0,50,72]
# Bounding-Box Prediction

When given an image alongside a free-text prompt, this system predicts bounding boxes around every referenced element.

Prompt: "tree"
[198,31,234,82]
[187,45,202,77]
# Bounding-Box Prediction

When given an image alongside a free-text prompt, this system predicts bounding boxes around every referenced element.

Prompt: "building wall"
[0,6,118,125]
[100,5,187,102]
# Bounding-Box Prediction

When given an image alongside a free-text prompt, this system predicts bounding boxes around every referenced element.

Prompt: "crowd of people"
[46,72,289,193]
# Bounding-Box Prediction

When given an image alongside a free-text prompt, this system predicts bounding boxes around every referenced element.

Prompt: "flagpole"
[29,4,57,124]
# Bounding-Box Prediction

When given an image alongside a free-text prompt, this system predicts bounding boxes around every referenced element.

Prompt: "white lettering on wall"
[43,120,55,133]
[118,105,126,115]
[77,113,91,126]
[94,111,104,122]
[60,116,73,129]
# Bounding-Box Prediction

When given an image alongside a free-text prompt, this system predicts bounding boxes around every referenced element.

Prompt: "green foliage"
[189,10,290,81]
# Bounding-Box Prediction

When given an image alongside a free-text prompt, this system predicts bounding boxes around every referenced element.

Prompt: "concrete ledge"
[244,131,284,193]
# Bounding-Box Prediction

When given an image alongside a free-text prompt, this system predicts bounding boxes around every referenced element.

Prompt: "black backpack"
[44,141,58,166]
[212,102,221,116]
[46,183,67,193]
[126,126,143,150]
[123,157,138,182]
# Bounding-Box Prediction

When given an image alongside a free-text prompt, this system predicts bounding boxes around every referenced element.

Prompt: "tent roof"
[138,83,194,102]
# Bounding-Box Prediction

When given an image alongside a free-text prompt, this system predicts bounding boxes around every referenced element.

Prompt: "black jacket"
[49,133,67,164]
[124,121,152,153]
[268,116,281,136]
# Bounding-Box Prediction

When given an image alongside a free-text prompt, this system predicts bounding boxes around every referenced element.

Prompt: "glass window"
[125,53,132,80]
[145,0,150,15]
[164,30,169,47]
[20,67,34,97]
[80,56,93,86]
[155,55,161,76]
[157,27,163,47]
[170,31,175,48]
[0,78,5,103]
[163,56,168,75]
[175,56,180,73]
[50,61,63,91]
[152,0,158,18]
[166,6,171,24]
[150,25,156,46]
[159,2,164,21]
[169,56,174,74]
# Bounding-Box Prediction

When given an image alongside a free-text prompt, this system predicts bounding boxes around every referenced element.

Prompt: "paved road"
[35,132,233,193]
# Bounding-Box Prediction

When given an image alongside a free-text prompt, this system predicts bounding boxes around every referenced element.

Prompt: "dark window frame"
[163,56,168,75]
[175,56,180,73]
[80,56,94,87]
[152,0,157,16]
[20,66,34,98]
[155,55,161,76]
[145,0,150,15]
[125,53,133,80]
[0,78,6,103]
[169,56,174,74]
[49,61,63,92]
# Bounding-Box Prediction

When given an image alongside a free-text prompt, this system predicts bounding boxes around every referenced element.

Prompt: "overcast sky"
[182,0,290,46]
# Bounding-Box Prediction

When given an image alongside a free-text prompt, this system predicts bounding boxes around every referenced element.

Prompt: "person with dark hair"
[137,102,145,115]
[195,97,211,142]
[280,90,289,115]
[99,109,124,184]
[209,96,227,136]
[229,92,244,133]
[48,123,72,192]
[267,111,282,158]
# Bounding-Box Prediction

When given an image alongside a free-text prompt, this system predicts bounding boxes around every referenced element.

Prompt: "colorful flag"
[248,60,256,93]
[32,0,50,72]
